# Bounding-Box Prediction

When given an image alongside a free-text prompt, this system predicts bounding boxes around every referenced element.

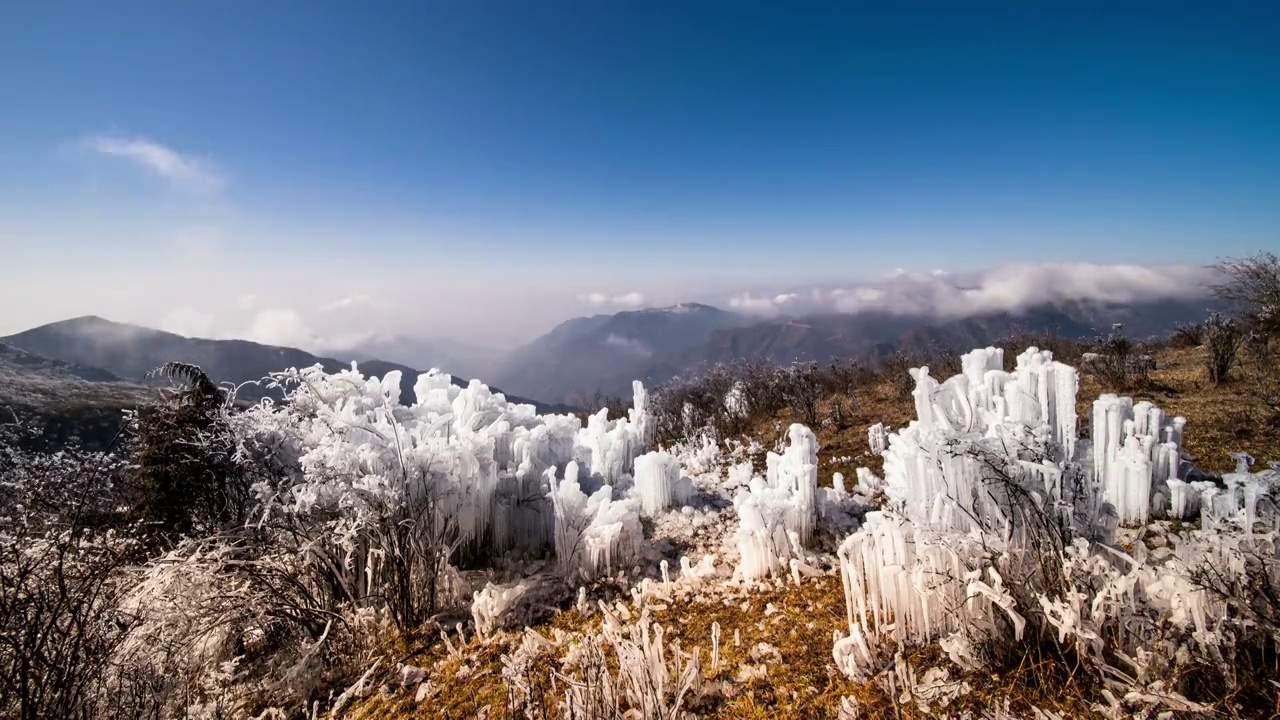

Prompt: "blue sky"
[1,2,1278,346]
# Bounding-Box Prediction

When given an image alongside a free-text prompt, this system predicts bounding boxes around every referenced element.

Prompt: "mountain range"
[0,316,567,416]
[1,294,1216,427]
[484,297,1216,403]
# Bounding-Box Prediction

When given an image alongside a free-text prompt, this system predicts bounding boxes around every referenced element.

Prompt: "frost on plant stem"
[471,575,565,639]
[549,462,642,581]
[552,612,702,720]
[867,422,888,455]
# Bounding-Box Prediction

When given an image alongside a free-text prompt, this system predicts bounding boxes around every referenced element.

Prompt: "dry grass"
[1078,345,1280,473]
[350,573,1107,719]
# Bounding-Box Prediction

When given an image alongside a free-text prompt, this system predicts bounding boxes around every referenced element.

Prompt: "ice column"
[633,450,688,516]
[868,423,888,455]
[733,423,821,581]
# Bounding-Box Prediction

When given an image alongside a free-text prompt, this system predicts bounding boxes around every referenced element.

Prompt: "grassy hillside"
[0,341,150,449]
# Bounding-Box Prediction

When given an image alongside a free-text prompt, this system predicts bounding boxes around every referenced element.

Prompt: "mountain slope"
[489,297,1217,403]
[488,304,750,403]
[0,341,152,449]
[675,298,1214,371]
[2,316,560,411]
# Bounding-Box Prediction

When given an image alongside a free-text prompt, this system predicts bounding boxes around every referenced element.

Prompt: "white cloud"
[158,306,216,338]
[319,295,375,312]
[604,333,652,357]
[579,291,646,308]
[727,292,788,316]
[727,262,1211,319]
[245,309,314,347]
[85,135,225,192]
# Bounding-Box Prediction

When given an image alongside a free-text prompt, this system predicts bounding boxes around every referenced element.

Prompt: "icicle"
[711,622,721,669]
[1243,480,1265,533]
[868,423,888,455]
[634,450,683,516]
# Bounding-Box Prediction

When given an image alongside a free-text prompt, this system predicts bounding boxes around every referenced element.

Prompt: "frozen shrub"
[1002,327,1087,366]
[1243,331,1280,426]
[733,423,818,582]
[96,363,655,716]
[833,346,1280,714]
[127,363,251,542]
[1170,320,1207,348]
[781,362,823,427]
[1204,311,1244,384]
[0,422,142,720]
[1213,251,1280,337]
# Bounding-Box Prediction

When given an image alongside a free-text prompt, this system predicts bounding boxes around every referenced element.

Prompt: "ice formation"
[832,346,1275,687]
[732,423,819,581]
[246,364,652,580]
[471,576,564,638]
[1090,395,1187,525]
[549,462,643,580]
[633,450,693,516]
[867,423,887,455]
[577,381,653,484]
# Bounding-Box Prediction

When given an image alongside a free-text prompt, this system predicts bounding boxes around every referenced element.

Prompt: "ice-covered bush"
[633,449,693,516]
[833,346,1279,713]
[549,462,643,580]
[1204,311,1244,384]
[733,423,819,581]
[0,423,144,719]
[100,362,655,716]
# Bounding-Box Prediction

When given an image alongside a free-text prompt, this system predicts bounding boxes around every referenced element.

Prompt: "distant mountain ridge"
[488,303,749,405]
[2,316,564,412]
[5,295,1217,416]
[487,298,1217,403]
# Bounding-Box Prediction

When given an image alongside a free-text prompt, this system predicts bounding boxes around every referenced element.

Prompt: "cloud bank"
[724,262,1212,319]
[145,261,1213,354]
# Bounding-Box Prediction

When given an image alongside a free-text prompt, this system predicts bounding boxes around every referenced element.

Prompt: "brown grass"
[351,572,1105,719]
[1078,345,1280,473]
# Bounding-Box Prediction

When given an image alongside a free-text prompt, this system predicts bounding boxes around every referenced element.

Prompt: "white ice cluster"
[549,461,643,580]
[833,346,1275,689]
[875,347,1081,533]
[732,423,819,581]
[633,450,694,516]
[577,381,653,485]
[245,364,654,581]
[1090,395,1186,526]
